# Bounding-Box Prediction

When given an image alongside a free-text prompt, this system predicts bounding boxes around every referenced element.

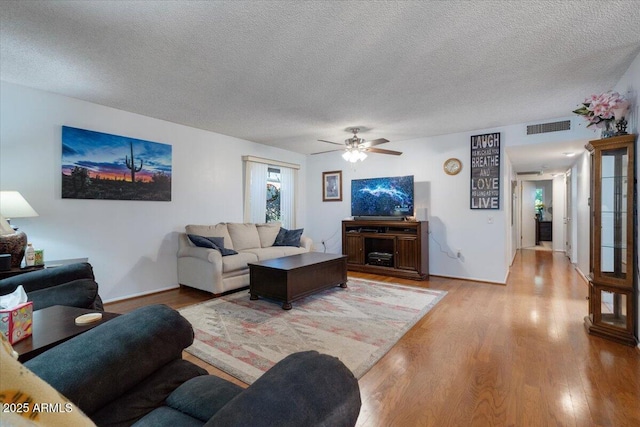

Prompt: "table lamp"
[0,191,39,268]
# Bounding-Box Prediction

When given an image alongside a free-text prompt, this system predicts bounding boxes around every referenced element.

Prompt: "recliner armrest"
[0,262,96,295]
[205,351,361,427]
[27,279,100,311]
[25,304,196,416]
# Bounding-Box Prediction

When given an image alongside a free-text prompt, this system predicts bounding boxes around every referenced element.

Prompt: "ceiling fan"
[312,128,402,162]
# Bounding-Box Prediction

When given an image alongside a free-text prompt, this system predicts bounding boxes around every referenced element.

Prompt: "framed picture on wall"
[470,132,500,209]
[322,170,342,202]
[61,126,172,201]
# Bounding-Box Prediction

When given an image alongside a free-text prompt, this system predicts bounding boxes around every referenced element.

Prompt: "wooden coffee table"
[249,252,348,310]
[13,305,120,362]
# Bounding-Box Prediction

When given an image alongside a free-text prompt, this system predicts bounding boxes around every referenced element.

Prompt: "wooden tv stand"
[342,219,429,280]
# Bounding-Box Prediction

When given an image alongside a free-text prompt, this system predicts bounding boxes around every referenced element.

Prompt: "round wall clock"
[443,158,462,175]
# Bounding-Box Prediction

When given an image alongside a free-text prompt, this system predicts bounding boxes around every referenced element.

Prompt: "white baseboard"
[430,273,507,286]
[574,266,590,284]
[102,284,180,304]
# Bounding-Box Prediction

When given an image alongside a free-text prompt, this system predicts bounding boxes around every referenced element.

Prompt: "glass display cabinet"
[584,134,637,346]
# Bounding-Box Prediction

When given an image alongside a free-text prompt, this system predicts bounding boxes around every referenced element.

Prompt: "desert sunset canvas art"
[61,126,172,201]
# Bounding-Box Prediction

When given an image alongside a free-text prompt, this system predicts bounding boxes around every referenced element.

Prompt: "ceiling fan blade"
[360,138,390,148]
[317,139,344,146]
[310,148,346,155]
[364,147,402,156]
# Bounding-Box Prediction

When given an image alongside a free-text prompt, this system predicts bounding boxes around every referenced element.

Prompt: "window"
[243,157,299,229]
[534,188,544,221]
[266,167,281,223]
[534,188,544,213]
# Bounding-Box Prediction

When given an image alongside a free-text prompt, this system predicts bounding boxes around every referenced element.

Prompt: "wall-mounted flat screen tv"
[351,175,414,218]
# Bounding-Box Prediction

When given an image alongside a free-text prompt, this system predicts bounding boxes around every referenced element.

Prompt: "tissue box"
[0,301,33,344]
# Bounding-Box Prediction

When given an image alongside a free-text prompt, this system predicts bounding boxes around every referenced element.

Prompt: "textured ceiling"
[1,1,640,171]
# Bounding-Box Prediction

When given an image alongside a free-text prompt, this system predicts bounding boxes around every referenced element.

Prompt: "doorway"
[520,179,553,250]
[565,170,574,261]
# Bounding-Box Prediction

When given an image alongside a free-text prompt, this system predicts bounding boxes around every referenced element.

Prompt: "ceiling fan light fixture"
[342,148,367,162]
[315,127,400,160]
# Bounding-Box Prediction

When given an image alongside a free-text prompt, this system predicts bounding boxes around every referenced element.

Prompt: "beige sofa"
[177,222,312,295]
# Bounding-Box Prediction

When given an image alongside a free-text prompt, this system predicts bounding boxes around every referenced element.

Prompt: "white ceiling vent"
[516,171,543,176]
[526,120,571,135]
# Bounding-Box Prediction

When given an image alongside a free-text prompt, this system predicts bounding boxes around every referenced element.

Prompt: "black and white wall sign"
[470,132,500,209]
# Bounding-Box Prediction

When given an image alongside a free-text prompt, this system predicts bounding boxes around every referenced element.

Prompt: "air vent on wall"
[516,171,543,176]
[526,120,571,135]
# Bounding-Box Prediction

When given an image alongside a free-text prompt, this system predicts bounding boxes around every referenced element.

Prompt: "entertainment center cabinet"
[342,219,429,280]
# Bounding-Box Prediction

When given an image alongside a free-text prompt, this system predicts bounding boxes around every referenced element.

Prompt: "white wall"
[505,153,518,264]
[612,51,640,343]
[305,120,594,284]
[574,151,591,279]
[567,170,578,262]
[0,82,307,302]
[552,175,566,252]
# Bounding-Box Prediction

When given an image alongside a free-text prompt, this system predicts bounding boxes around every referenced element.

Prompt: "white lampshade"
[0,191,39,218]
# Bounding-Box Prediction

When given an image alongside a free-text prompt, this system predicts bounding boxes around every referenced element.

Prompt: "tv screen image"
[351,175,414,218]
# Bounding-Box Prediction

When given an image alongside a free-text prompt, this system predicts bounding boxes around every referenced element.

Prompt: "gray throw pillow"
[273,228,304,247]
[187,234,238,256]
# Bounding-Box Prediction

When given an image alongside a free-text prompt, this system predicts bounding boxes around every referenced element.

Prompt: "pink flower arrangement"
[573,91,628,129]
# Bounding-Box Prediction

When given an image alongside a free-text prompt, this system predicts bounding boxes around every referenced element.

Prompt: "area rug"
[179,278,446,384]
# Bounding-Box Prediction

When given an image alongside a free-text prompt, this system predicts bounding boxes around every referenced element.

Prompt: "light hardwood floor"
[105,250,640,426]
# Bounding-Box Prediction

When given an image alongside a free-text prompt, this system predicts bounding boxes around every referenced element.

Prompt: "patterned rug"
[179,278,446,384]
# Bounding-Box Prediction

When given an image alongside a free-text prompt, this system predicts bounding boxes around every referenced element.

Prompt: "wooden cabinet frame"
[584,134,637,346]
[342,220,429,280]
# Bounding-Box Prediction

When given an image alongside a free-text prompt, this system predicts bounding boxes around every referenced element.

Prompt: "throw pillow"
[188,234,224,249]
[185,223,234,250]
[273,228,304,247]
[187,234,238,256]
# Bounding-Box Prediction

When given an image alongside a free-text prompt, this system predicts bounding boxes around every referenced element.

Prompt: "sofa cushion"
[273,228,304,247]
[131,406,202,427]
[166,375,243,422]
[256,222,281,248]
[222,252,258,273]
[241,246,307,261]
[91,359,207,427]
[187,234,238,256]
[227,223,261,251]
[185,224,234,250]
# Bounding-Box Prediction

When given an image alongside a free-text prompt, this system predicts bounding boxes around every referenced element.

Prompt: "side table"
[13,305,120,362]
